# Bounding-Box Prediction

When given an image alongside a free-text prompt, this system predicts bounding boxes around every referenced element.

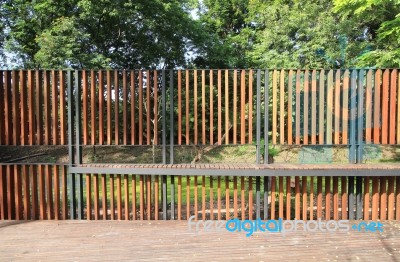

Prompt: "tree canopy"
[0,0,399,69]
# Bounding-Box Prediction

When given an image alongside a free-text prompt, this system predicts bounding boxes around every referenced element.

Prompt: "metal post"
[348,176,355,220]
[256,69,261,164]
[349,70,357,163]
[170,175,175,220]
[263,176,269,219]
[67,71,76,219]
[74,70,83,219]
[161,70,167,220]
[356,69,364,219]
[256,176,260,219]
[169,70,174,164]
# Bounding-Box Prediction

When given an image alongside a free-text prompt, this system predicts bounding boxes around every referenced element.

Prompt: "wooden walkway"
[0,221,400,261]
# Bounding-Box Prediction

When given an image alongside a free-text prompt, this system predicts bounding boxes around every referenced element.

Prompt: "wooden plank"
[59,71,66,145]
[319,70,325,144]
[240,70,246,144]
[0,71,4,145]
[303,70,309,145]
[398,70,400,144]
[124,175,129,220]
[233,176,238,218]
[98,71,104,145]
[27,71,35,145]
[210,70,214,144]
[218,70,222,145]
[132,175,136,220]
[279,176,284,219]
[326,70,333,144]
[396,176,400,220]
[6,165,14,219]
[0,166,6,219]
[130,71,135,144]
[317,177,322,219]
[211,177,215,220]
[20,71,28,145]
[382,70,390,144]
[342,70,349,144]
[334,70,341,144]
[146,175,151,219]
[12,71,20,145]
[117,175,122,220]
[325,176,331,220]
[46,166,53,219]
[138,71,143,145]
[371,177,379,220]
[225,176,230,219]
[288,70,293,145]
[295,176,300,219]
[333,177,339,220]
[280,70,285,144]
[186,70,190,145]
[110,175,115,220]
[309,177,314,220]
[178,176,182,220]
[82,71,88,145]
[341,177,347,220]
[286,176,291,219]
[51,71,58,145]
[178,70,182,145]
[86,174,91,220]
[373,70,381,144]
[14,165,23,220]
[233,70,237,144]
[295,70,301,144]
[225,70,229,145]
[311,70,317,144]
[93,174,99,220]
[248,70,253,144]
[194,70,198,144]
[389,70,397,144]
[101,174,107,220]
[38,165,45,219]
[186,176,190,220]
[380,177,387,220]
[155,175,159,220]
[154,71,159,145]
[4,71,12,145]
[122,71,128,145]
[194,176,198,220]
[202,176,206,220]
[365,70,373,143]
[107,71,112,145]
[363,177,370,220]
[61,166,67,219]
[91,70,97,145]
[139,175,144,220]
[23,165,30,220]
[302,176,307,220]
[248,176,253,220]
[202,70,206,145]
[241,176,245,219]
[53,166,59,220]
[273,70,278,145]
[270,177,276,220]
[388,176,395,220]
[114,70,119,145]
[43,71,50,145]
[146,70,151,145]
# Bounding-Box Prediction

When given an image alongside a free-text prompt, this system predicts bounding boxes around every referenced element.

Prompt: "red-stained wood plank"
[240,70,246,144]
[295,70,301,145]
[82,71,89,145]
[185,70,190,145]
[202,176,206,220]
[388,176,395,220]
[286,176,291,219]
[333,177,339,220]
[233,176,238,218]
[31,165,38,220]
[248,176,253,220]
[99,71,104,145]
[38,165,45,220]
[225,176,230,219]
[374,70,381,144]
[396,176,400,220]
[271,177,276,220]
[4,71,12,145]
[59,71,66,145]
[194,70,198,144]
[295,176,300,219]
[43,71,50,145]
[326,70,333,145]
[248,70,253,144]
[86,174,92,220]
[225,70,230,145]
[139,175,144,220]
[51,71,58,145]
[110,175,115,220]
[178,176,182,220]
[194,176,198,220]
[317,177,322,219]
[302,176,307,220]
[155,175,159,220]
[146,70,150,145]
[23,165,30,220]
[363,176,370,220]
[371,177,379,220]
[122,71,128,145]
[210,70,214,144]
[382,70,390,144]
[53,165,59,220]
[233,70,237,144]
[380,176,387,220]
[288,70,293,145]
[45,165,53,220]
[389,70,397,144]
[279,176,284,219]
[325,176,331,220]
[309,177,314,220]
[210,177,214,220]
[311,70,317,144]
[341,177,348,220]
[273,70,278,145]
[107,71,112,145]
[14,165,23,220]
[146,176,151,220]
[91,70,97,145]
[114,70,119,145]
[12,71,20,145]
[334,70,341,144]
[130,71,136,145]
[365,70,373,143]
[342,70,349,144]
[27,71,35,145]
[202,70,206,145]
[303,70,309,145]
[20,71,28,145]
[241,176,245,219]
[218,70,222,145]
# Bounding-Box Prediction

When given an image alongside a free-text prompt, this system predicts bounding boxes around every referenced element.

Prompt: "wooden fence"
[1,69,400,221]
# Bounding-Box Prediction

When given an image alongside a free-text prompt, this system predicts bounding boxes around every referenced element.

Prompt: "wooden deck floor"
[1,220,400,261]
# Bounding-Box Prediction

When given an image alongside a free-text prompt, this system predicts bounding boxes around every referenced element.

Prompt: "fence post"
[161,70,167,220]
[264,70,269,164]
[67,71,76,219]
[256,69,261,219]
[169,70,175,220]
[356,69,365,219]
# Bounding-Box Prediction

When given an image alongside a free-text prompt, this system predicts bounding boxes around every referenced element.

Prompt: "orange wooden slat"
[371,177,379,220]
[122,71,128,145]
[45,165,53,219]
[146,70,151,145]
[14,165,23,220]
[364,177,370,220]
[302,176,307,220]
[98,71,104,145]
[248,176,253,220]
[6,165,15,219]
[233,70,237,144]
[59,71,66,145]
[12,71,20,145]
[248,70,253,144]
[382,70,390,144]
[341,177,347,220]
[240,70,246,144]
[194,70,198,144]
[101,174,107,220]
[388,176,395,220]
[28,71,35,145]
[53,165,59,220]
[114,70,120,145]
[342,70,349,144]
[132,175,136,220]
[178,70,182,145]
[333,177,339,220]
[319,70,325,144]
[38,165,45,220]
[185,70,190,145]
[86,174,92,220]
[279,70,285,144]
[295,71,301,145]
[178,176,182,220]
[202,70,206,145]
[233,176,238,218]
[43,71,50,145]
[210,70,214,144]
[273,70,278,144]
[31,165,38,220]
[117,175,122,220]
[124,175,129,220]
[309,177,314,220]
[286,176,291,220]
[218,70,222,145]
[82,71,88,145]
[396,176,400,220]
[311,70,317,144]
[23,165,30,220]
[93,174,99,220]
[365,70,373,143]
[326,70,333,145]
[374,70,381,144]
[130,71,136,144]
[380,176,387,220]
[154,71,159,145]
[279,176,284,219]
[287,70,293,145]
[325,176,331,220]
[225,176,230,219]
[0,71,4,145]
[389,70,397,144]
[241,176,245,219]
[225,70,229,145]
[334,70,341,144]
[91,70,97,145]
[303,70,309,145]
[20,71,28,145]
[107,71,112,145]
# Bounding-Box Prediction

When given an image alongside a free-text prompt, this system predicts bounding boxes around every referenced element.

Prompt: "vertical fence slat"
[241,176,245,219]
[15,166,22,220]
[194,176,198,220]
[186,70,190,145]
[146,70,150,145]
[218,70,222,145]
[23,165,30,220]
[273,70,278,144]
[288,70,293,145]
[371,176,379,220]
[0,71,4,145]
[101,174,107,220]
[380,176,387,220]
[390,70,397,144]
[382,70,390,144]
[86,174,91,220]
[98,71,104,145]
[286,176,291,220]
[139,175,144,220]
[317,177,322,219]
[186,176,190,220]
[93,174,99,220]
[240,70,246,144]
[279,176,284,219]
[333,177,339,220]
[295,176,300,219]
[82,71,88,145]
[110,175,115,220]
[309,177,314,220]
[234,176,238,218]
[122,71,127,145]
[363,176,370,220]
[194,70,198,144]
[147,176,151,220]
[107,71,112,145]
[20,71,28,145]
[302,176,307,220]
[130,71,136,145]
[334,70,341,144]
[44,71,50,145]
[132,175,136,220]
[31,165,38,220]
[280,70,285,144]
[210,70,214,144]
[53,166,59,220]
[374,70,381,143]
[295,70,301,144]
[28,71,34,145]
[5,71,12,145]
[155,175,159,220]
[138,71,143,145]
[341,177,347,220]
[319,70,325,144]
[154,71,159,145]
[91,71,97,145]
[248,70,253,143]
[365,70,373,143]
[38,165,45,220]
[210,177,214,220]
[117,175,122,220]
[248,176,253,220]
[326,70,333,144]
[271,177,276,220]
[202,70,206,145]
[311,70,317,144]
[178,176,182,220]
[12,71,20,145]
[303,70,309,145]
[124,175,129,220]
[226,177,230,219]
[233,70,237,144]
[0,166,6,219]
[115,71,119,145]
[225,70,230,144]
[202,176,206,220]
[388,176,395,220]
